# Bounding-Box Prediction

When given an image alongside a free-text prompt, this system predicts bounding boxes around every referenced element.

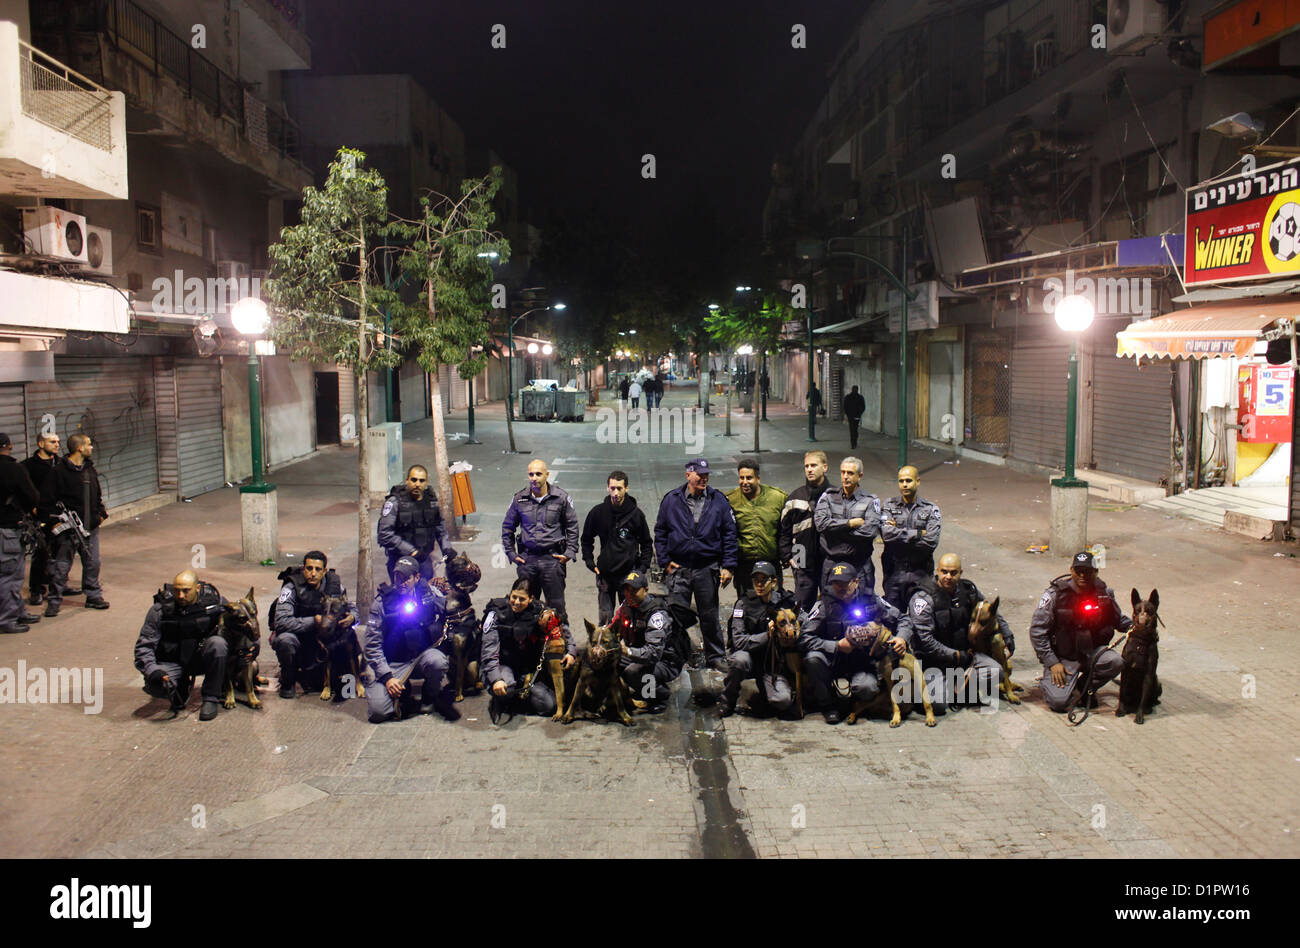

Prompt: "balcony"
[0,22,127,199]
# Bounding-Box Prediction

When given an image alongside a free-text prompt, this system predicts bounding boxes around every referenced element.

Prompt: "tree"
[392,168,510,532]
[267,147,402,613]
[705,292,793,452]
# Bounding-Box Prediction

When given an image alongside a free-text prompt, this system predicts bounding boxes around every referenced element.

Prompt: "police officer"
[779,450,831,612]
[482,577,577,717]
[654,458,739,672]
[719,561,799,717]
[363,556,460,723]
[581,470,653,624]
[378,465,456,583]
[501,460,580,618]
[798,562,903,724]
[880,466,942,611]
[20,431,59,606]
[1029,551,1130,712]
[134,569,226,721]
[0,434,40,634]
[613,570,685,712]
[813,456,881,594]
[270,550,356,699]
[898,553,1013,712]
[44,433,109,616]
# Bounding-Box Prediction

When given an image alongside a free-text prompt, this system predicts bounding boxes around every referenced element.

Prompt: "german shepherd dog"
[434,553,484,702]
[561,618,633,726]
[316,595,364,702]
[221,588,263,710]
[845,622,936,727]
[1116,589,1162,724]
[772,607,805,719]
[966,597,1022,705]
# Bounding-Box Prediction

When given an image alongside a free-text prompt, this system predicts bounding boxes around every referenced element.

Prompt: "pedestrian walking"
[844,384,865,449]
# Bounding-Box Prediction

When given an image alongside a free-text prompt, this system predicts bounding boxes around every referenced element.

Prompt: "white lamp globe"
[1054,294,1095,333]
[542,344,553,355]
[527,343,539,354]
[231,297,270,336]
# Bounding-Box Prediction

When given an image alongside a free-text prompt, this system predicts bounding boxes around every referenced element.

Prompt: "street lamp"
[231,297,272,491]
[1050,293,1094,554]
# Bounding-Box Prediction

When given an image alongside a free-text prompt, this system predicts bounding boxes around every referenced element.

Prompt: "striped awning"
[1116,300,1298,360]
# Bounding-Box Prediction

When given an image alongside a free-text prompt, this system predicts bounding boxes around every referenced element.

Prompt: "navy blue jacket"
[654,484,738,570]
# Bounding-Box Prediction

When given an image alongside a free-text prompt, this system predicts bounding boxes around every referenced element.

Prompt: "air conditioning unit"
[83,225,113,275]
[20,206,89,264]
[1033,38,1056,76]
[1107,0,1166,55]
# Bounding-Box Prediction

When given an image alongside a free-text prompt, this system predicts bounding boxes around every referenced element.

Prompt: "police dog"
[1116,589,1162,724]
[966,597,1021,705]
[435,554,484,702]
[562,618,633,726]
[221,587,263,710]
[773,607,805,719]
[539,608,569,721]
[845,622,936,727]
[317,595,364,702]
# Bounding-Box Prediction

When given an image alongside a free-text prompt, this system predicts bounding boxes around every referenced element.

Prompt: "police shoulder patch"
[482,612,496,631]
[1038,591,1053,610]
[911,596,929,616]
[732,605,744,617]
[381,500,395,516]
[278,586,292,603]
[649,612,668,629]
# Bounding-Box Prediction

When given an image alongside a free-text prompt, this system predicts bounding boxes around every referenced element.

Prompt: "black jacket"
[843,392,866,420]
[581,495,653,577]
[778,478,830,570]
[0,454,39,529]
[49,455,106,531]
[20,452,57,521]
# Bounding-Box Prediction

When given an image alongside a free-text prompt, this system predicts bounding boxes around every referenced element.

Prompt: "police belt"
[523,544,565,556]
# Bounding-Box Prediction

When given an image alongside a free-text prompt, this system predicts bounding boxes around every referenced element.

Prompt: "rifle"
[50,502,91,560]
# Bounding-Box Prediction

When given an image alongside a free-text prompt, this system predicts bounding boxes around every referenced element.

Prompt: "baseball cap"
[685,458,710,474]
[751,561,777,579]
[826,562,857,582]
[0,433,10,448]
[394,556,421,579]
[1071,551,1097,571]
[621,570,649,590]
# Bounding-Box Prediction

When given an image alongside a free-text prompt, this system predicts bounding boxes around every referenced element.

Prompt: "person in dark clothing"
[719,562,799,716]
[501,459,580,618]
[843,385,866,449]
[377,465,456,583]
[20,431,59,606]
[482,577,577,717]
[618,376,631,405]
[808,382,824,416]
[779,450,832,612]
[581,470,653,624]
[44,433,109,616]
[0,433,41,633]
[613,569,686,711]
[270,550,358,700]
[134,569,226,720]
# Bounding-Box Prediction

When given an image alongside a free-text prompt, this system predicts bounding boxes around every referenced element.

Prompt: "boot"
[279,662,296,699]
[199,699,220,721]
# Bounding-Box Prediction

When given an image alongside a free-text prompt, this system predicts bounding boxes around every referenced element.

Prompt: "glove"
[147,668,168,687]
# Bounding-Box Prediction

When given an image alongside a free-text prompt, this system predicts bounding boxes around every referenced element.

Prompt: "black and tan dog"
[772,607,805,719]
[966,597,1021,705]
[317,594,364,702]
[434,554,484,702]
[845,622,936,727]
[221,587,264,711]
[1116,588,1161,724]
[561,618,633,726]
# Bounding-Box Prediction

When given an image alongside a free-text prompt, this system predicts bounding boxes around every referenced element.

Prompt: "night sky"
[306,0,867,277]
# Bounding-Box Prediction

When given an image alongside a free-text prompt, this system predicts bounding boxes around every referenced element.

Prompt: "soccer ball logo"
[1268,202,1300,262]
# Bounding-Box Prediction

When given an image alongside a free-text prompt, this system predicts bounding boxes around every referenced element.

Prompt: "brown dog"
[539,608,570,721]
[966,597,1021,705]
[772,607,805,719]
[562,619,633,726]
[845,622,936,727]
[221,587,263,711]
[317,595,364,702]
[1116,589,1161,724]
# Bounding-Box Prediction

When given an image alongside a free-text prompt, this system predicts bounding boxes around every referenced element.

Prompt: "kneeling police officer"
[720,561,799,717]
[134,569,226,721]
[613,570,686,713]
[482,577,577,717]
[271,550,357,699]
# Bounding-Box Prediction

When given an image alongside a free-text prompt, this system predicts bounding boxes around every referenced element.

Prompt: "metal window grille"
[17,40,114,151]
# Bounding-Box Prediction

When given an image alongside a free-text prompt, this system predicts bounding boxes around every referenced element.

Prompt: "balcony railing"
[17,39,115,151]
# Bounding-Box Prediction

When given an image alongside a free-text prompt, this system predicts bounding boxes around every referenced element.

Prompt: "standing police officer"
[44,433,109,616]
[813,456,881,594]
[1030,551,1130,712]
[378,465,456,583]
[0,434,40,634]
[21,431,59,606]
[779,450,831,612]
[581,470,653,624]
[899,553,1012,712]
[270,550,356,700]
[501,459,580,618]
[719,562,798,717]
[363,556,459,723]
[880,466,942,611]
[482,577,577,717]
[134,569,226,720]
[613,570,685,713]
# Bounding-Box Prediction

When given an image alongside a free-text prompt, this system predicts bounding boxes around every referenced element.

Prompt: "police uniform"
[270,565,355,696]
[362,577,451,722]
[798,566,902,713]
[899,575,1012,711]
[134,581,227,706]
[480,595,577,716]
[0,446,38,631]
[721,583,800,714]
[879,496,941,610]
[813,486,881,595]
[1029,562,1130,711]
[19,448,56,604]
[778,477,830,611]
[612,576,686,706]
[45,453,108,611]
[500,483,579,617]
[377,485,455,583]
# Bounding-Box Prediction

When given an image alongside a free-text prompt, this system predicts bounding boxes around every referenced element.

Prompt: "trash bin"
[521,389,555,420]
[451,470,475,518]
[555,389,585,422]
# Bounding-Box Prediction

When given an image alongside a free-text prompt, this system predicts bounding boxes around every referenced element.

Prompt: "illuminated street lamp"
[231,297,272,491]
[1050,293,1095,554]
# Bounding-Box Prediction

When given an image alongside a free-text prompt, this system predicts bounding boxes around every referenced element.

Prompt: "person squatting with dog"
[719,561,800,718]
[813,456,881,596]
[726,457,788,595]
[501,459,580,619]
[0,433,40,634]
[898,552,1014,713]
[654,457,738,672]
[482,577,577,717]
[271,550,358,700]
[363,556,460,723]
[779,450,832,613]
[581,469,653,625]
[378,465,457,584]
[1029,551,1130,713]
[134,570,227,721]
[611,569,686,713]
[879,466,941,612]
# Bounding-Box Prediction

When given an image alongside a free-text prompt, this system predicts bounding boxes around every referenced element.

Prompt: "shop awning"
[813,315,873,335]
[1116,300,1298,360]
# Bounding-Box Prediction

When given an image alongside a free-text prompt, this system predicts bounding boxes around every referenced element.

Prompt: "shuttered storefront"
[1009,331,1070,468]
[0,385,27,457]
[25,357,159,508]
[1091,348,1172,484]
[1291,386,1299,538]
[175,359,225,497]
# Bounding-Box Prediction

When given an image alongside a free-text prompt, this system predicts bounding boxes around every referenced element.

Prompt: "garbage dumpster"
[520,389,556,421]
[555,389,585,422]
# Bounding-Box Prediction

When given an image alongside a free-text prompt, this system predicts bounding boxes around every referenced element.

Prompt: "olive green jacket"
[726,484,788,562]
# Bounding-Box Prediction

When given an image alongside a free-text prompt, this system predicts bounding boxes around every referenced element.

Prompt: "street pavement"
[0,385,1296,859]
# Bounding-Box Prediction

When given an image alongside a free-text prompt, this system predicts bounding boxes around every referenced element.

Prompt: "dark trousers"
[0,527,25,627]
[666,564,724,663]
[722,648,795,711]
[143,636,229,702]
[273,631,356,691]
[620,659,680,702]
[1041,651,1124,712]
[516,552,568,618]
[27,540,49,599]
[595,573,618,625]
[848,417,861,449]
[491,663,558,716]
[883,566,930,612]
[47,530,102,606]
[791,567,820,613]
[803,649,881,709]
[366,647,449,722]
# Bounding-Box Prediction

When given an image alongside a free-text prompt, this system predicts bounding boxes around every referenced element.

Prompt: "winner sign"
[1185,157,1300,286]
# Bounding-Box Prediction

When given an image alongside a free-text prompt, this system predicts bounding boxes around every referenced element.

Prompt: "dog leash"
[1065,642,1121,727]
